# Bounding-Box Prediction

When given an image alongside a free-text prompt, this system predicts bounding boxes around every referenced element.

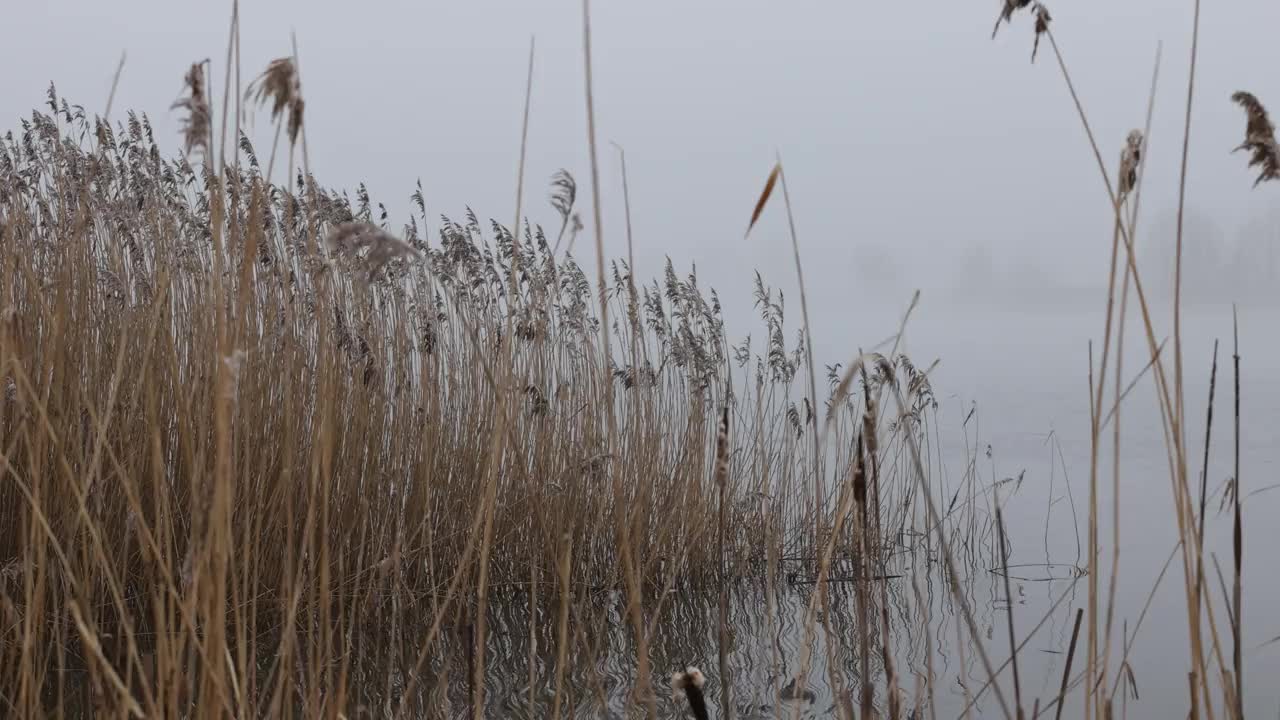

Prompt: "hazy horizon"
[6,2,1280,325]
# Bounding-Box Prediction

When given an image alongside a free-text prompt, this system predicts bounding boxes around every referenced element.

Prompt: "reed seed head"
[171,62,210,159]
[1118,129,1143,200]
[992,0,1033,39]
[1031,4,1052,63]
[714,406,730,487]
[325,221,423,282]
[991,0,1051,63]
[1231,91,1280,187]
[550,169,577,222]
[862,381,879,461]
[852,430,867,510]
[248,58,306,146]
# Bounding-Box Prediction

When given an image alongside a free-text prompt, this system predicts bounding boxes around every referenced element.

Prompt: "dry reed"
[0,2,1268,716]
[1230,91,1280,187]
[172,61,211,159]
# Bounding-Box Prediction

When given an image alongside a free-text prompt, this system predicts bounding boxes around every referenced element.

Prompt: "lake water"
[453,299,1280,719]
[878,299,1280,718]
[345,298,1277,719]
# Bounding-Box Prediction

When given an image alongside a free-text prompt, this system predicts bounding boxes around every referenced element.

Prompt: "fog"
[9,3,1280,339]
[7,2,1280,713]
[9,1,1278,479]
[9,0,1278,485]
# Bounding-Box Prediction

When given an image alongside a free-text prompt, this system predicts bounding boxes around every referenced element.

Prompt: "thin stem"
[1231,307,1242,719]
[104,52,127,122]
[1042,27,1213,713]
[1054,609,1085,720]
[1174,0,1203,463]
[1102,44,1161,695]
[219,0,240,175]
[996,503,1025,719]
[774,158,823,554]
[580,3,654,716]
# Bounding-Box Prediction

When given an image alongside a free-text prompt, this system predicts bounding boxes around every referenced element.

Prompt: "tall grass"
[989,2,1268,719]
[0,79,960,716]
[1,0,1272,716]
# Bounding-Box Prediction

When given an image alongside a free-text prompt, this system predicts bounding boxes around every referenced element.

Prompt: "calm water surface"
[412,302,1279,718]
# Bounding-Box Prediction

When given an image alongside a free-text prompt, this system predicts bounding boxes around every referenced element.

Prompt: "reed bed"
[0,77,976,716]
[0,0,1272,716]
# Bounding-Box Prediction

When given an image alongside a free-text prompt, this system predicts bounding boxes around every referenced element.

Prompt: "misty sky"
[6,0,1279,359]
[10,3,1280,695]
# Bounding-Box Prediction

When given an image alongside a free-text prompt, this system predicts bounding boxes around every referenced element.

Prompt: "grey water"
[430,299,1280,719]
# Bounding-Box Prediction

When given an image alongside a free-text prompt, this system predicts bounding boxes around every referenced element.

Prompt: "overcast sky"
[6,0,1279,355]
[10,6,1280,709]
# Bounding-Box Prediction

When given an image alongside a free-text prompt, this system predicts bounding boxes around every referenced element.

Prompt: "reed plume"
[991,0,1052,64]
[325,221,423,282]
[1118,129,1143,201]
[992,0,1033,39]
[550,169,577,253]
[248,57,305,146]
[1032,4,1052,63]
[1230,91,1279,187]
[172,61,211,159]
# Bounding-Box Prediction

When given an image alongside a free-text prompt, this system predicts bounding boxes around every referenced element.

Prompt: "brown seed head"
[992,0,1033,39]
[1118,129,1143,200]
[325,221,423,282]
[714,406,730,488]
[1032,4,1052,62]
[171,62,211,159]
[248,58,306,147]
[1231,91,1280,187]
[852,430,867,511]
